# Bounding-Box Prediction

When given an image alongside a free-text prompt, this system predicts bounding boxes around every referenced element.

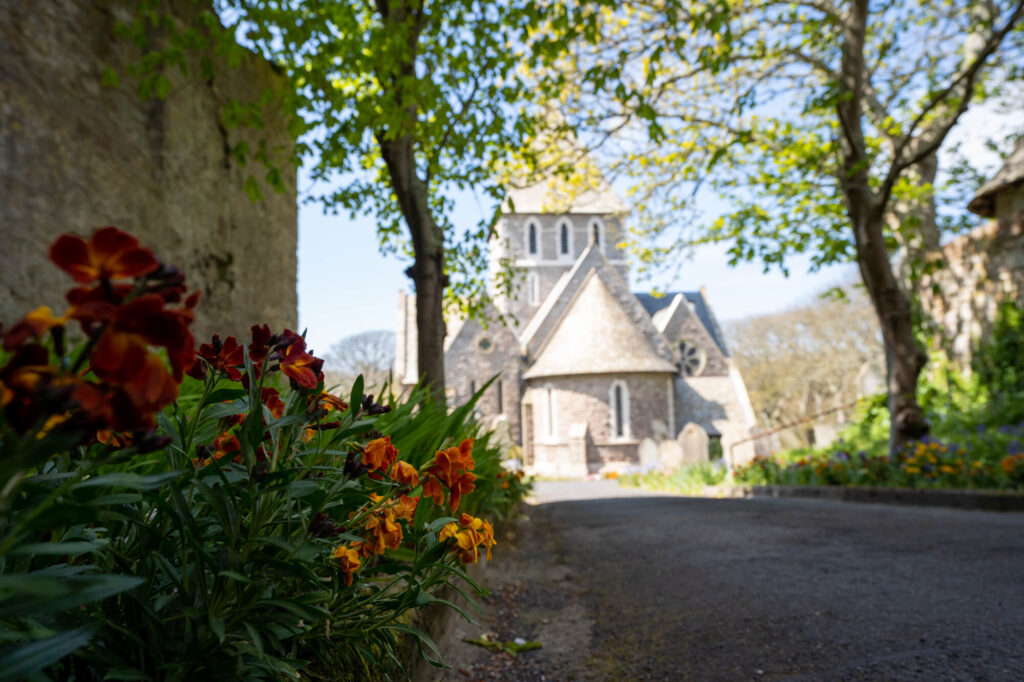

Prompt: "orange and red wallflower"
[363,436,398,473]
[49,227,159,284]
[423,438,477,511]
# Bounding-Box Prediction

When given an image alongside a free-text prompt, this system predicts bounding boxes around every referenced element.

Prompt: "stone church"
[395,179,757,476]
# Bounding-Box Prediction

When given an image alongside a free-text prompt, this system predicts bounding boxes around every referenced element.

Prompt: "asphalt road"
[429,480,1024,681]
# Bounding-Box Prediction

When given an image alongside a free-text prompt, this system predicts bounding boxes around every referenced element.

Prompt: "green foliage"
[619,462,729,495]
[973,300,1024,424]
[0,225,529,680]
[734,336,1024,491]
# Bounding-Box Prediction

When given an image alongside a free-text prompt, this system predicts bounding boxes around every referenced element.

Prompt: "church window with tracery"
[609,379,630,440]
[526,220,539,256]
[559,220,571,256]
[678,340,707,377]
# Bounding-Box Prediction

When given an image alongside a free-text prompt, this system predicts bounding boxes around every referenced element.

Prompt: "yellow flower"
[439,522,459,542]
[938,464,956,474]
[905,466,921,474]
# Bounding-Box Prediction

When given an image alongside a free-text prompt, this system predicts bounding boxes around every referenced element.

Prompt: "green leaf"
[0,573,144,619]
[350,375,364,411]
[209,615,225,644]
[204,388,248,406]
[217,570,251,584]
[9,541,105,556]
[75,472,181,490]
[100,67,120,89]
[0,627,94,680]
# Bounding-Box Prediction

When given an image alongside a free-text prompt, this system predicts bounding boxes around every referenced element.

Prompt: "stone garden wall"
[919,185,1024,361]
[0,0,297,340]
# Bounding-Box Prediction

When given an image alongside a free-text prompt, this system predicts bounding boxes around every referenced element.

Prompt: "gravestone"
[658,439,684,473]
[638,438,659,470]
[680,422,710,466]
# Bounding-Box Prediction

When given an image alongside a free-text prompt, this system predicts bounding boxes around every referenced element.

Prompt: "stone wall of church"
[525,373,672,474]
[675,370,756,465]
[661,308,730,377]
[0,0,297,341]
[444,319,523,444]
[494,214,629,326]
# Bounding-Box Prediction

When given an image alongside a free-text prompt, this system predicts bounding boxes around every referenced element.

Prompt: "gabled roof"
[969,135,1024,218]
[651,293,729,366]
[523,272,677,379]
[522,245,676,379]
[635,290,730,356]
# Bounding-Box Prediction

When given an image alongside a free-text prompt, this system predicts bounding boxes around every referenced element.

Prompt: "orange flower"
[2,306,66,350]
[96,429,132,449]
[332,544,362,586]
[1002,456,1016,474]
[395,494,419,522]
[362,501,403,555]
[49,226,159,283]
[422,477,446,507]
[389,460,420,487]
[280,337,320,389]
[319,392,349,414]
[441,514,497,564]
[448,470,477,512]
[364,436,398,473]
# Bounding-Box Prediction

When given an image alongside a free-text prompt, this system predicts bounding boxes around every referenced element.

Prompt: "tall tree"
[215,0,567,405]
[551,0,1024,453]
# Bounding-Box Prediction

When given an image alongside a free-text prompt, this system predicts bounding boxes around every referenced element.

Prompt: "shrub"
[0,227,526,680]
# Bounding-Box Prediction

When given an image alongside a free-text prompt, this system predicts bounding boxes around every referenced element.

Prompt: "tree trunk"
[838,0,929,455]
[377,134,448,407]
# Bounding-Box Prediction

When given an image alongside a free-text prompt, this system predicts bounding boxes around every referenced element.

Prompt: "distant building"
[921,135,1024,360]
[395,177,757,476]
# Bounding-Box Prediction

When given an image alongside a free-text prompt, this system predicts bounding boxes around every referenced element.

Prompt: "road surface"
[425,480,1024,681]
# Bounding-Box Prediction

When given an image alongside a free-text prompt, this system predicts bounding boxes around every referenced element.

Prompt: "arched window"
[589,218,605,251]
[544,384,557,439]
[527,272,539,305]
[558,218,572,257]
[526,220,539,256]
[609,379,630,440]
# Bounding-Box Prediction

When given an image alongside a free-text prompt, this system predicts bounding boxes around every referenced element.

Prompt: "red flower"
[49,227,159,283]
[261,387,285,419]
[280,337,320,389]
[90,295,195,383]
[194,335,245,381]
[249,324,272,364]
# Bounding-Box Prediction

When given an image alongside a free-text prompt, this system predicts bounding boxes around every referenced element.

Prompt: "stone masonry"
[0,0,297,340]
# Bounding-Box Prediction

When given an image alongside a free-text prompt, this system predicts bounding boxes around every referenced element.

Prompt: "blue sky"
[296,104,1020,356]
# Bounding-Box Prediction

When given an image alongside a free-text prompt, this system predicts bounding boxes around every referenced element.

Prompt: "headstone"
[638,437,659,470]
[658,439,684,473]
[650,418,668,440]
[679,422,710,466]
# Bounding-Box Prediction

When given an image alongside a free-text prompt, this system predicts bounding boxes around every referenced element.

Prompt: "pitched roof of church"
[969,135,1024,218]
[523,271,677,379]
[634,291,730,356]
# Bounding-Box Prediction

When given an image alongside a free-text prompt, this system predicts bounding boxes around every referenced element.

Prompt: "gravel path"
[425,481,1024,681]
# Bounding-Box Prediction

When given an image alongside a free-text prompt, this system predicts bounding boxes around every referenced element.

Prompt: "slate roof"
[634,291,730,356]
[969,135,1024,218]
[523,272,677,379]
